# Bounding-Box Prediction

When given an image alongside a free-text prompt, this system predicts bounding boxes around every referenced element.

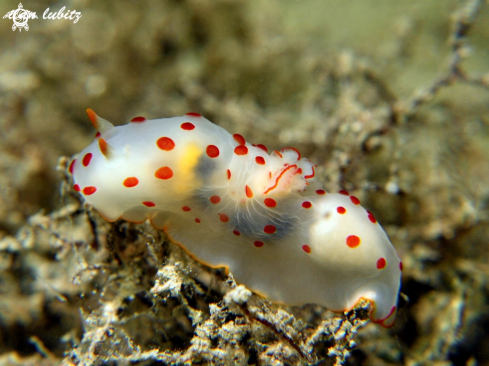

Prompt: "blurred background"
[1,0,489,365]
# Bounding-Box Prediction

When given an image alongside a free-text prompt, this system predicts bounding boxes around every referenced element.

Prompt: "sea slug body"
[71,109,402,327]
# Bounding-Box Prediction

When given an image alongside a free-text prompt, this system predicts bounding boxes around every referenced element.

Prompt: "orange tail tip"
[98,138,115,159]
[86,108,114,134]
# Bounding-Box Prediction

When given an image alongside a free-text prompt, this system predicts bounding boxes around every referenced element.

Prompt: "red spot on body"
[316,189,326,195]
[234,145,248,155]
[233,230,240,236]
[346,235,361,248]
[264,225,276,234]
[337,206,346,214]
[339,190,349,196]
[367,211,377,223]
[83,186,96,195]
[255,156,265,165]
[73,184,80,192]
[206,145,220,158]
[245,185,253,198]
[181,122,195,130]
[182,206,191,212]
[157,137,175,151]
[264,198,276,208]
[302,201,312,209]
[195,218,201,223]
[350,196,360,205]
[95,132,101,138]
[233,134,246,145]
[210,195,221,204]
[219,213,229,223]
[155,166,173,180]
[399,262,403,271]
[82,153,92,167]
[256,144,268,153]
[377,258,386,269]
[186,112,202,117]
[302,245,311,254]
[123,177,139,188]
[254,241,264,248]
[143,201,155,207]
[69,159,75,174]
[227,169,231,180]
[131,116,146,123]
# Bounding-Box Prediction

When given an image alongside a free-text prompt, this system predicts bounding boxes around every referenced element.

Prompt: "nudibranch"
[71,109,402,327]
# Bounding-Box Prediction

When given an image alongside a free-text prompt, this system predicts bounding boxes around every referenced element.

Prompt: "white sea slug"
[71,109,402,327]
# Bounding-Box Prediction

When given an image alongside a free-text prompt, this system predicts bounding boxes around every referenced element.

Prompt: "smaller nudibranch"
[71,109,402,327]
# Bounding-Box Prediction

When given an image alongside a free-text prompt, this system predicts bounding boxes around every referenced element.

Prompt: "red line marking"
[304,165,315,179]
[264,164,297,194]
